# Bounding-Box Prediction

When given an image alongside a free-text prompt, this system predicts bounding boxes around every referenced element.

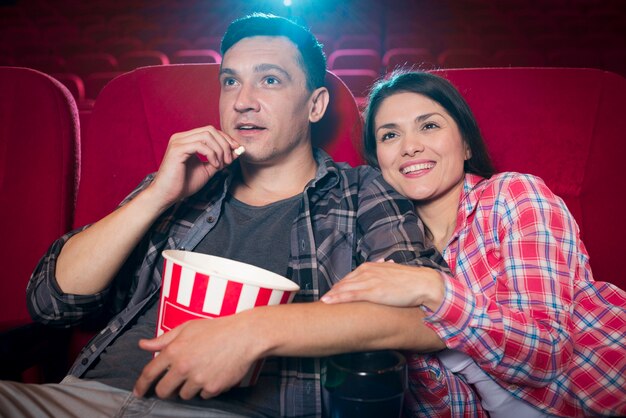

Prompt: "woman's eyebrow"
[415,112,442,122]
[375,122,399,133]
[376,111,447,133]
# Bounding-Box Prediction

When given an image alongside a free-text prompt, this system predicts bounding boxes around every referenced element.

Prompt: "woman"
[321,71,626,417]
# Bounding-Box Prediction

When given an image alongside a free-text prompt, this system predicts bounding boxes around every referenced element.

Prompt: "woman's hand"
[321,260,446,311]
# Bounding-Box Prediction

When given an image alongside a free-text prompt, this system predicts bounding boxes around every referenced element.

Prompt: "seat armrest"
[0,322,72,383]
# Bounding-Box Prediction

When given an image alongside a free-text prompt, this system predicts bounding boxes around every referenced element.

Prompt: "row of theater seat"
[3,21,624,56]
[2,0,624,62]
[4,49,221,102]
[2,0,625,109]
[6,44,626,109]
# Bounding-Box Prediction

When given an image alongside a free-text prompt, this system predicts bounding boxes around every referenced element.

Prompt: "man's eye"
[265,76,279,85]
[223,78,237,86]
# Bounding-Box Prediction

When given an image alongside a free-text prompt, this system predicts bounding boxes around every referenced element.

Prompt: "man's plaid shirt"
[27,149,447,417]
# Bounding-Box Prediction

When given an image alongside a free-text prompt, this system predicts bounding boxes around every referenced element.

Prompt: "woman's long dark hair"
[363,70,495,178]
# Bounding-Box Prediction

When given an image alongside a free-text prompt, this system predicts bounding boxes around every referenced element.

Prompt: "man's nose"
[234,84,260,113]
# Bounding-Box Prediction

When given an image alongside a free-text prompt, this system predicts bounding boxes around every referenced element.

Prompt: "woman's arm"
[325,174,581,387]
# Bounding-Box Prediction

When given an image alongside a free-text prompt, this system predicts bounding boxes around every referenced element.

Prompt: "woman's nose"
[402,135,425,156]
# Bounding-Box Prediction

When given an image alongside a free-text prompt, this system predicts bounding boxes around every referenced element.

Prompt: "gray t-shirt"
[84,192,301,415]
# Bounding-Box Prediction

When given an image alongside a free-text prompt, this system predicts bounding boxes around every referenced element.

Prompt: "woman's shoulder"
[483,171,546,186]
[477,172,552,198]
[473,172,569,225]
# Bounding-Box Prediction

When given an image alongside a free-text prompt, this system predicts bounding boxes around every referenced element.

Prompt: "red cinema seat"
[384,33,435,52]
[147,37,193,56]
[433,68,626,290]
[328,48,382,73]
[17,54,67,74]
[51,72,86,102]
[0,67,80,381]
[98,36,143,56]
[74,63,363,228]
[383,48,437,73]
[170,49,221,64]
[438,48,491,69]
[66,53,119,78]
[331,69,379,109]
[117,50,170,72]
[491,49,546,67]
[0,67,80,326]
[83,71,124,100]
[333,34,382,53]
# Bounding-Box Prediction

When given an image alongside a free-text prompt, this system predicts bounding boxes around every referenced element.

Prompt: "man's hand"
[134,315,261,400]
[147,126,243,211]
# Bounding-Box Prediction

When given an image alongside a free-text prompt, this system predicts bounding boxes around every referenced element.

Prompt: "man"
[2,14,446,417]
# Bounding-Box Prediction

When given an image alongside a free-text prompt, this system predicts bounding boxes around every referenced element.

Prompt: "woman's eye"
[380,132,397,141]
[422,122,439,130]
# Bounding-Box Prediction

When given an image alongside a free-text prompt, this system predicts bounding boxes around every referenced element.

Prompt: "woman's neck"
[415,182,464,253]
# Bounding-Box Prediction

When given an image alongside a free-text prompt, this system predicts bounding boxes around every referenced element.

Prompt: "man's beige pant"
[0,375,269,417]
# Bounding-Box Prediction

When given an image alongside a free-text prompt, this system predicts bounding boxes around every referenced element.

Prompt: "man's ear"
[308,87,329,123]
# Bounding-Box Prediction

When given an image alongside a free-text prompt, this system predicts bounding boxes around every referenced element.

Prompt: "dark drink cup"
[323,350,407,418]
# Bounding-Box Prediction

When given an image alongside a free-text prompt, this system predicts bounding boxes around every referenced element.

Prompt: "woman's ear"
[464,142,472,160]
[308,87,329,123]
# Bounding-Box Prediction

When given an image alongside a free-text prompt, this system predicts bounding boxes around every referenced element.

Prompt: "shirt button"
[207,216,215,223]
[81,358,88,365]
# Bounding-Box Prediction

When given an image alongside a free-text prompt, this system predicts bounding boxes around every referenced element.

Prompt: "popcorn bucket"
[157,250,300,386]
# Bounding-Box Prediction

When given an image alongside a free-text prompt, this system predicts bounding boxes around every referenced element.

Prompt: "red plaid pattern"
[406,173,626,417]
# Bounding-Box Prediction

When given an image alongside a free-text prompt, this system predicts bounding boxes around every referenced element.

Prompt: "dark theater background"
[1,0,625,107]
[1,0,626,384]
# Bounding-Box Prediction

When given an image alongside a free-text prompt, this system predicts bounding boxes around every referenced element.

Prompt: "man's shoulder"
[326,164,410,209]
[331,162,384,187]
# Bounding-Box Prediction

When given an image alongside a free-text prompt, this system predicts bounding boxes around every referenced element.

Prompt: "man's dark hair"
[221,13,326,91]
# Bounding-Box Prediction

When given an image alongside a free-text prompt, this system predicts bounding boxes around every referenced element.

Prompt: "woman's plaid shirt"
[406,173,626,417]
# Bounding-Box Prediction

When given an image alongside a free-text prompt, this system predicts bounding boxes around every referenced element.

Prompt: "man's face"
[219,36,316,165]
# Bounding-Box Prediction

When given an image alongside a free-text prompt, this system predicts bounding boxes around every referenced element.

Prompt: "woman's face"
[374,92,469,205]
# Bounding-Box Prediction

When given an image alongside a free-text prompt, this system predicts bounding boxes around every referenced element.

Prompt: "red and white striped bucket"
[157,250,300,386]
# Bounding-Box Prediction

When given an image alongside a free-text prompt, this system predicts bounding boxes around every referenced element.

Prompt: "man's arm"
[135,301,444,400]
[55,127,241,295]
[55,187,167,294]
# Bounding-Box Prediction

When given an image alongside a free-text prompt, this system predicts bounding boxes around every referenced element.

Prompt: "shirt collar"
[455,173,489,232]
[306,148,342,193]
